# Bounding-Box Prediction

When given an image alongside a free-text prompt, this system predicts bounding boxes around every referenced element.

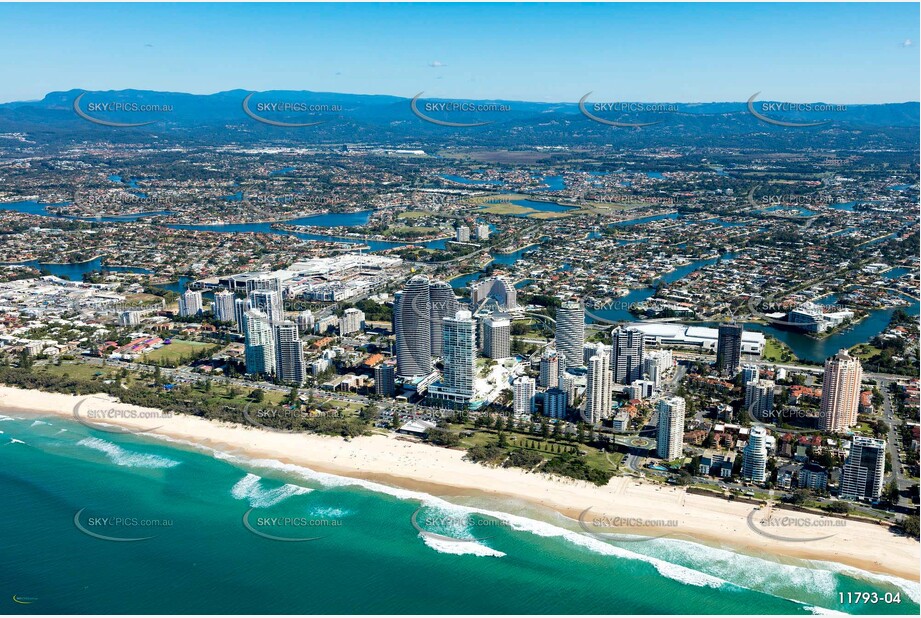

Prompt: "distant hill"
[1,89,917,150]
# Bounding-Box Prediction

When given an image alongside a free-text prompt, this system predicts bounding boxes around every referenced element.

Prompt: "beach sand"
[2,385,918,582]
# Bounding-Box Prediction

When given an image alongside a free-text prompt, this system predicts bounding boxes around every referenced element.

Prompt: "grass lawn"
[141,339,214,364]
[396,211,432,220]
[762,337,796,362]
[849,343,881,361]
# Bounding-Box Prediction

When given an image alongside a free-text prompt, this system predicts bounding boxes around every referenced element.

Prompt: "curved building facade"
[394,275,432,379]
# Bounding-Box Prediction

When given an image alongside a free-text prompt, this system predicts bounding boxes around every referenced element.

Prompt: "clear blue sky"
[1,2,917,104]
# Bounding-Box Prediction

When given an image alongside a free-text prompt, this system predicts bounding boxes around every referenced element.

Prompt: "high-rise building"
[819,349,864,432]
[245,274,282,296]
[296,310,315,336]
[118,310,141,327]
[394,276,432,379]
[273,321,306,385]
[584,343,612,423]
[249,289,283,323]
[716,322,743,376]
[243,309,276,377]
[745,379,776,421]
[741,363,760,386]
[213,290,235,323]
[470,276,517,310]
[656,396,686,460]
[555,300,584,367]
[611,326,645,385]
[627,379,655,401]
[544,388,568,419]
[559,373,575,400]
[513,375,536,415]
[233,297,249,332]
[374,362,396,397]
[643,349,673,388]
[340,308,366,335]
[429,310,476,405]
[428,280,459,357]
[178,289,203,317]
[539,350,560,389]
[456,224,471,242]
[839,436,886,501]
[475,224,490,241]
[742,426,768,483]
[482,315,511,359]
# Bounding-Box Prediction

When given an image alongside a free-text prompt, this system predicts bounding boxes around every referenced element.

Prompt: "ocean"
[1,411,918,615]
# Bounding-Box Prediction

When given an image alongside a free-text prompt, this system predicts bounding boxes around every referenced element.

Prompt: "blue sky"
[0,2,917,103]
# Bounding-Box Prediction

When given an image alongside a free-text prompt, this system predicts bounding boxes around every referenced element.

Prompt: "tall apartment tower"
[482,315,511,359]
[234,297,249,332]
[249,289,283,323]
[819,349,864,432]
[178,289,203,317]
[742,426,768,483]
[243,309,276,377]
[213,290,236,323]
[716,322,743,376]
[374,362,396,398]
[428,280,460,357]
[584,343,612,423]
[839,436,886,501]
[539,350,560,389]
[656,396,686,461]
[434,310,476,404]
[513,375,536,415]
[394,276,432,379]
[745,379,776,421]
[273,321,307,385]
[741,363,760,386]
[544,388,568,419]
[611,326,645,385]
[555,300,585,368]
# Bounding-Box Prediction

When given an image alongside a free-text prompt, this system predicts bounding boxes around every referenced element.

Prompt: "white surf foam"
[76,437,180,469]
[30,420,51,428]
[420,534,506,557]
[8,438,25,445]
[230,473,312,508]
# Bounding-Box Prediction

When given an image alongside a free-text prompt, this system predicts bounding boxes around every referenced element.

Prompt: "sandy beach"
[2,384,918,582]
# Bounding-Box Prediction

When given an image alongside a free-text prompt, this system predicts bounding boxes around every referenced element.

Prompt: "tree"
[541,418,550,439]
[249,388,265,402]
[884,479,900,505]
[390,409,401,430]
[287,385,299,406]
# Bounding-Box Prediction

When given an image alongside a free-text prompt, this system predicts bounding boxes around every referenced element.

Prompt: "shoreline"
[1,384,918,584]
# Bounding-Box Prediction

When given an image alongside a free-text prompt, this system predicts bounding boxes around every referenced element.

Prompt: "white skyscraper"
[429,310,476,405]
[513,375,536,415]
[476,223,490,241]
[273,321,306,385]
[296,310,315,336]
[584,342,612,423]
[656,396,686,460]
[555,300,584,368]
[642,349,673,388]
[249,289,283,323]
[539,350,560,389]
[819,349,864,432]
[839,436,886,501]
[482,315,510,359]
[456,224,471,242]
[394,276,432,379]
[741,363,760,386]
[213,290,235,323]
[178,289,203,317]
[244,309,276,377]
[470,276,517,310]
[340,307,366,335]
[745,379,775,421]
[429,280,460,357]
[742,426,768,483]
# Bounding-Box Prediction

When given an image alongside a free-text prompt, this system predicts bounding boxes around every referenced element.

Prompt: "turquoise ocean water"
[1,410,918,615]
